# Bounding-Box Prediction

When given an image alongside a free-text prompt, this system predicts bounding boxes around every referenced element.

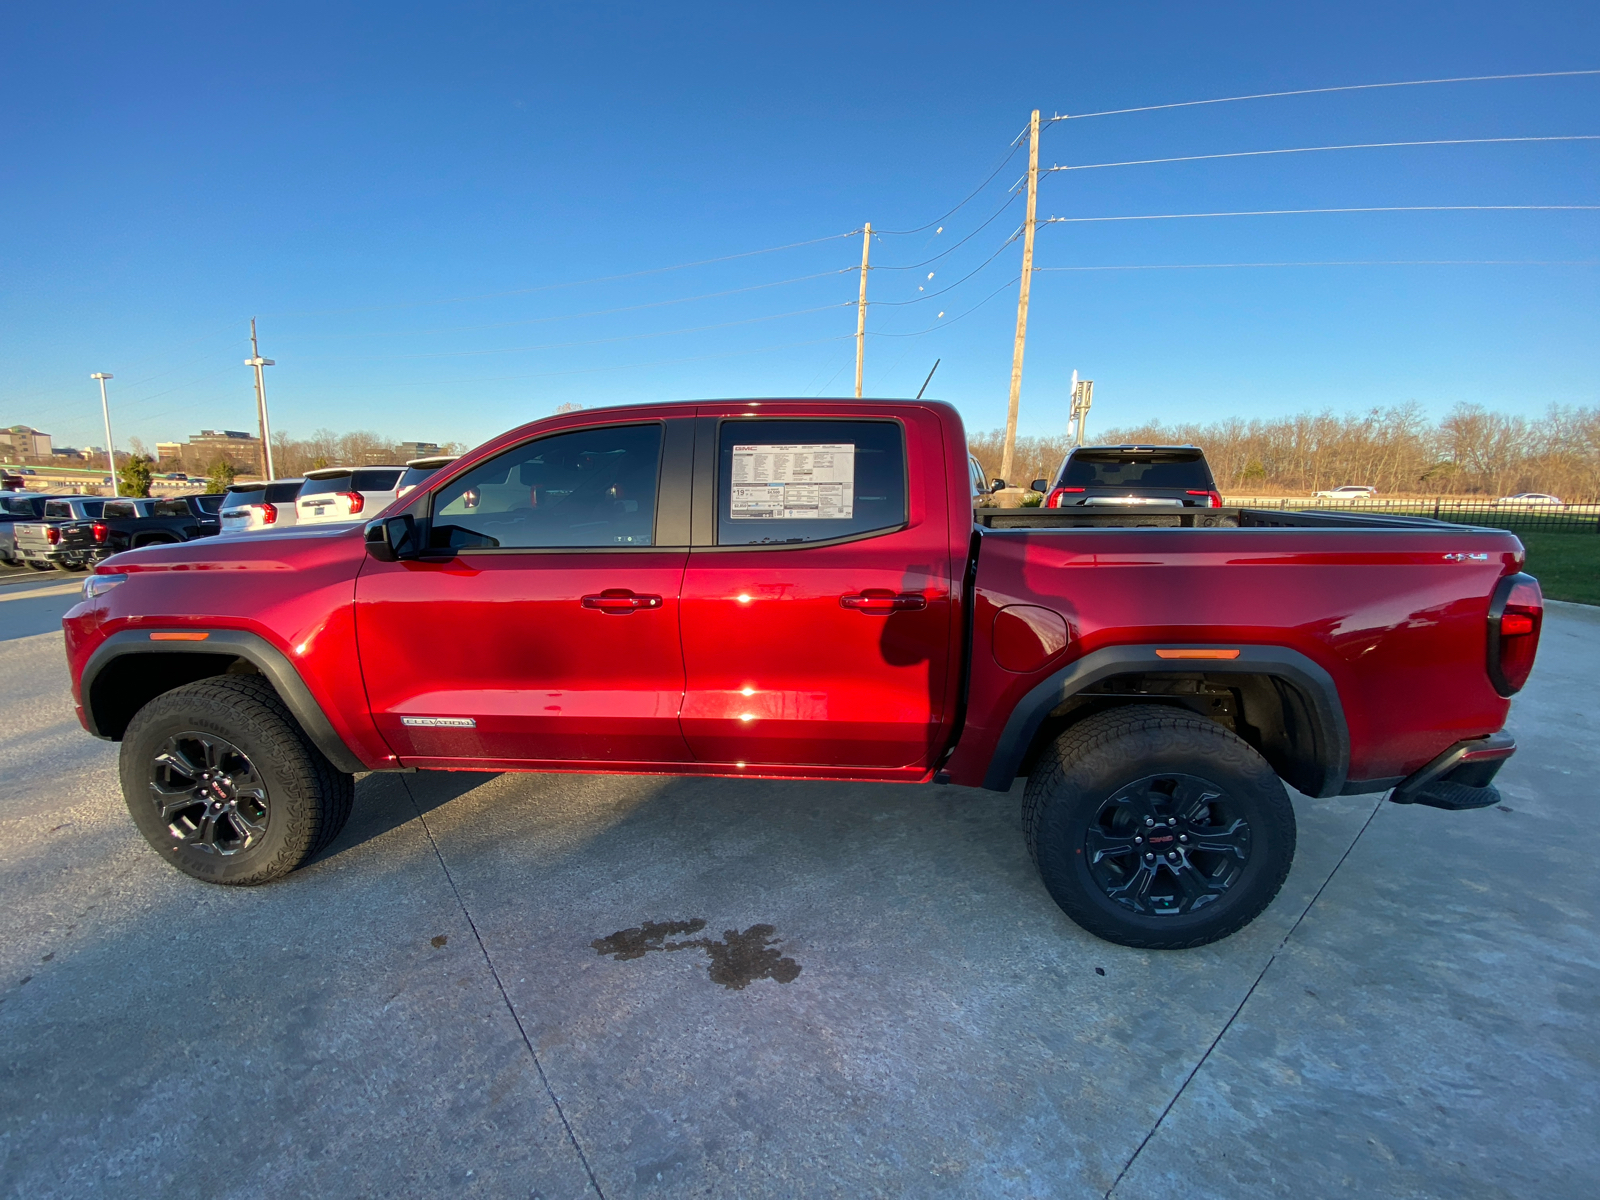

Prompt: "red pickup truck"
[62,400,1543,949]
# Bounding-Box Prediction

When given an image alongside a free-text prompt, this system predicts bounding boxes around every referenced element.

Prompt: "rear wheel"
[1023,704,1296,949]
[119,675,354,885]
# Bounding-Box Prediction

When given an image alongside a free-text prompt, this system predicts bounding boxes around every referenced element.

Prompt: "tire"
[1023,704,1296,949]
[26,561,54,571]
[119,675,355,885]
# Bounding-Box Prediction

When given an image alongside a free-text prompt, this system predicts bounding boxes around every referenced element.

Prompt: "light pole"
[91,372,118,496]
[245,318,276,479]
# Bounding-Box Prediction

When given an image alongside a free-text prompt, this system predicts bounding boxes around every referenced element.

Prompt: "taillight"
[1488,572,1543,696]
[1187,489,1223,508]
[46,526,60,545]
[254,502,278,525]
[92,522,108,543]
[1047,486,1086,508]
[337,490,364,515]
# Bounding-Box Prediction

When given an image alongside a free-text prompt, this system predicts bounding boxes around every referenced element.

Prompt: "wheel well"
[88,652,264,741]
[1017,670,1331,796]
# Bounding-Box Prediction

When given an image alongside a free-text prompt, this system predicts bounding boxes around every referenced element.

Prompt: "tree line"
[968,404,1600,500]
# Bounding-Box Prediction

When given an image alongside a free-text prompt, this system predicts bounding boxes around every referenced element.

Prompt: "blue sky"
[1,1,1597,454]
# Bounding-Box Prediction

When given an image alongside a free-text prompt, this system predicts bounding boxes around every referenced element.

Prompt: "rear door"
[677,405,957,773]
[356,416,694,768]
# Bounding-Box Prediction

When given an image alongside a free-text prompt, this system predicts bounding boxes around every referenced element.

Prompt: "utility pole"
[245,318,276,480]
[999,110,1040,487]
[91,372,118,497]
[854,224,871,398]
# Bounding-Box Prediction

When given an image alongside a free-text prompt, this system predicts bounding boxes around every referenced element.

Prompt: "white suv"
[218,479,306,536]
[396,455,457,500]
[296,466,406,526]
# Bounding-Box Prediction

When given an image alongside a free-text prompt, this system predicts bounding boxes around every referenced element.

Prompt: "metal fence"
[1230,497,1600,533]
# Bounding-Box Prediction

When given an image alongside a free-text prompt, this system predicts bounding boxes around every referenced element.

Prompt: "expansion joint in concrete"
[1104,793,1389,1198]
[400,777,608,1200]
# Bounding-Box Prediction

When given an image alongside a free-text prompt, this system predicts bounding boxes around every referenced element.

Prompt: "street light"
[91,372,118,497]
[246,318,276,479]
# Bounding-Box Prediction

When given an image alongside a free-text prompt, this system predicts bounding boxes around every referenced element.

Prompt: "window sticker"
[730,443,855,519]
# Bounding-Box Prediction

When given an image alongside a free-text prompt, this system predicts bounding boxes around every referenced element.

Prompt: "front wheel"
[119,675,355,885]
[1023,704,1296,949]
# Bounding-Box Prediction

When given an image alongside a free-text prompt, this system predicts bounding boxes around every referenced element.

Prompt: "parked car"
[1314,485,1379,499]
[1496,493,1564,507]
[87,496,223,560]
[1036,445,1221,509]
[296,466,406,526]
[219,479,306,536]
[67,399,1540,952]
[0,492,67,565]
[13,497,107,569]
[396,456,457,500]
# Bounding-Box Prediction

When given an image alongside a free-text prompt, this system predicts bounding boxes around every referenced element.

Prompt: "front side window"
[716,419,906,546]
[430,422,661,550]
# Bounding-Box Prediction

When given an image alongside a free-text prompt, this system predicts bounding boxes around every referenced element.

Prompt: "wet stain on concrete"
[430,934,448,949]
[592,919,801,989]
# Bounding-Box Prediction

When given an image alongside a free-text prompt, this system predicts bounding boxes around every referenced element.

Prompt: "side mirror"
[990,478,1006,492]
[1030,479,1049,493]
[364,514,420,562]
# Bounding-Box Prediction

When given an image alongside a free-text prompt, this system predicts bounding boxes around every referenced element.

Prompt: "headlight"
[83,573,128,601]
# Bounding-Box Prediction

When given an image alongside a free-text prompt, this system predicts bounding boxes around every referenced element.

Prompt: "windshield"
[1059,451,1214,490]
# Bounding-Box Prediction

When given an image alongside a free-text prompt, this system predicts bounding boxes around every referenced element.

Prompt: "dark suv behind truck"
[1038,445,1222,510]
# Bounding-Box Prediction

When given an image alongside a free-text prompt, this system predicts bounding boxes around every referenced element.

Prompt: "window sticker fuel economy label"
[730,444,855,519]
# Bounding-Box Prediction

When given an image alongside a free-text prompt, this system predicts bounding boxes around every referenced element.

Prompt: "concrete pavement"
[0,604,1595,1198]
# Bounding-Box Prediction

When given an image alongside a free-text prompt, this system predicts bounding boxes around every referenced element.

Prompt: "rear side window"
[1059,451,1215,490]
[265,481,303,502]
[716,419,906,546]
[300,473,352,498]
[352,468,402,492]
[431,422,661,549]
[151,499,190,517]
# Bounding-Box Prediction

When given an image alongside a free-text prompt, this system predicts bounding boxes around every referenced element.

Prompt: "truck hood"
[97,520,368,573]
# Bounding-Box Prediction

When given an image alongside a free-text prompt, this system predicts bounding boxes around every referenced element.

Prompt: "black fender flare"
[981,643,1351,796]
[80,628,367,774]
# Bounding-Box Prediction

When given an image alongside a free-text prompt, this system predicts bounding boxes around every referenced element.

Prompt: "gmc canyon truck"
[62,400,1543,949]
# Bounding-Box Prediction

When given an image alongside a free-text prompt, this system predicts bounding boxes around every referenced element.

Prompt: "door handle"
[582,589,663,613]
[840,590,927,614]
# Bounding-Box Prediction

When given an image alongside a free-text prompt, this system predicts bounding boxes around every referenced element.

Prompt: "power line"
[873,232,1021,305]
[871,191,1022,270]
[263,232,860,318]
[872,141,1025,235]
[1043,205,1600,224]
[1052,68,1600,121]
[1050,134,1600,172]
[1035,259,1600,270]
[866,276,1022,336]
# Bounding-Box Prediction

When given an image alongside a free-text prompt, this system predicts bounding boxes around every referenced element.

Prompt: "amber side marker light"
[1156,648,1241,660]
[150,632,210,642]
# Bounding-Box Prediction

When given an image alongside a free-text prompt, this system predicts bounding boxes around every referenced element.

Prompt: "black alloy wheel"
[1024,703,1296,949]
[149,732,270,855]
[1084,772,1250,917]
[120,675,354,885]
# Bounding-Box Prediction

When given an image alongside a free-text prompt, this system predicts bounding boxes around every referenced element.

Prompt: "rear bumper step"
[1390,730,1516,811]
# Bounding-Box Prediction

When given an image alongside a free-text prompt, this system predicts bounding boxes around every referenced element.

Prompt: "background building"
[1,425,53,460]
[157,429,264,475]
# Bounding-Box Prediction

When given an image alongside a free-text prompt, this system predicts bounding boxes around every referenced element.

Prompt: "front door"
[677,410,957,772]
[356,418,693,768]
